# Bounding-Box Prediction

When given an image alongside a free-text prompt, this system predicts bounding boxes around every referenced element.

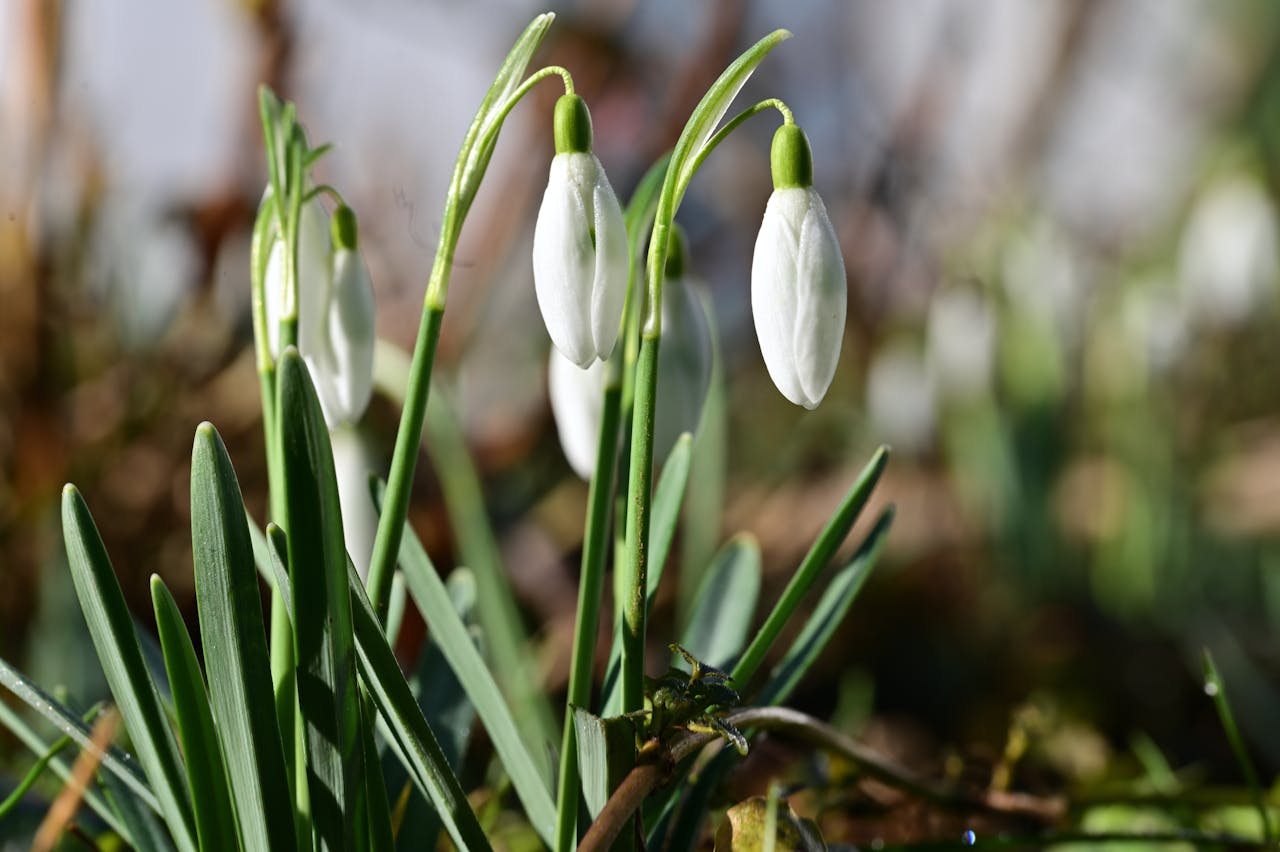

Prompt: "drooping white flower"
[532,94,629,368]
[261,194,376,429]
[751,125,847,409]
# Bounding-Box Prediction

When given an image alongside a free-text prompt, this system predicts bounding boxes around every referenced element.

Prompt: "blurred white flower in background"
[925,285,996,400]
[866,341,936,455]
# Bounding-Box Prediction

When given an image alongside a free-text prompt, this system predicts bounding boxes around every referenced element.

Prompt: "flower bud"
[264,194,332,359]
[547,348,608,480]
[321,205,376,427]
[751,124,846,409]
[533,95,629,368]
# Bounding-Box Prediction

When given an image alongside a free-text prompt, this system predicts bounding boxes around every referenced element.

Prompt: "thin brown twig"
[32,708,120,852]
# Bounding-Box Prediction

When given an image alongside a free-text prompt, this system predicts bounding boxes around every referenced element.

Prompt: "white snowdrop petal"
[792,190,846,407]
[751,191,805,405]
[548,347,608,479]
[590,174,629,359]
[534,155,597,367]
[296,199,333,359]
[264,238,286,358]
[328,248,376,424]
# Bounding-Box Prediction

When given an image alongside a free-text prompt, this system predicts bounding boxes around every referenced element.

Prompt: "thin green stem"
[364,303,445,620]
[554,381,623,852]
[1203,649,1274,846]
[679,99,792,200]
[621,334,660,715]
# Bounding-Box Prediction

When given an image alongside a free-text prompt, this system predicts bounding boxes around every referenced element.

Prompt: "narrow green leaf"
[347,562,492,852]
[1204,649,1274,844]
[383,493,559,845]
[394,568,480,851]
[190,423,297,852]
[0,658,156,810]
[731,446,890,688]
[0,733,69,818]
[277,349,364,851]
[758,508,893,707]
[360,697,395,852]
[677,534,761,671]
[265,523,293,615]
[572,708,636,820]
[102,765,173,852]
[60,485,198,852]
[151,576,241,852]
[0,698,137,844]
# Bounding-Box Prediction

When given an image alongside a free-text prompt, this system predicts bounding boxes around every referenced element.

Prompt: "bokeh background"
[6,0,1280,836]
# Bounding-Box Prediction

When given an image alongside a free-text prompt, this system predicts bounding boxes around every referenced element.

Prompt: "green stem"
[365,302,445,620]
[555,381,623,852]
[621,333,660,714]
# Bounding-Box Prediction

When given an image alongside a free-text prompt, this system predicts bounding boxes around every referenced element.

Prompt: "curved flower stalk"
[533,93,629,367]
[751,124,847,409]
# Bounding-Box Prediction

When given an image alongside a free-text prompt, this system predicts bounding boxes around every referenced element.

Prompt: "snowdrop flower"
[751,124,847,409]
[548,228,711,479]
[532,93,629,368]
[318,205,376,427]
[264,196,376,428]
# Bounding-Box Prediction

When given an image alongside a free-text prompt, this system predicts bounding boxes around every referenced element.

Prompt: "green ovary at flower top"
[264,191,376,428]
[751,123,847,409]
[533,93,630,368]
[548,227,712,479]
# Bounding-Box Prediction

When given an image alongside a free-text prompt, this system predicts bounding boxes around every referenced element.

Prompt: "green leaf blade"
[678,534,762,671]
[731,446,889,689]
[277,349,365,851]
[61,484,198,852]
[151,576,241,852]
[347,563,492,852]
[190,423,297,852]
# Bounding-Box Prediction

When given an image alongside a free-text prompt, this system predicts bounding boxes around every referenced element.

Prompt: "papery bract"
[264,196,332,360]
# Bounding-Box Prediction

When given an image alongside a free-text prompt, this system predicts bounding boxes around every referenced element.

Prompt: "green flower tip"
[331,205,358,251]
[665,225,687,279]
[554,93,593,154]
[770,123,813,190]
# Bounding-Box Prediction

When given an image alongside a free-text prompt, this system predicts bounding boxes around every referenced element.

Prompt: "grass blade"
[380,488,559,845]
[572,707,636,820]
[0,734,70,819]
[731,446,889,689]
[0,699,138,844]
[277,349,365,850]
[758,509,893,706]
[190,422,297,852]
[1203,649,1273,844]
[347,561,492,852]
[0,658,156,810]
[150,576,241,852]
[60,484,198,852]
[677,534,761,671]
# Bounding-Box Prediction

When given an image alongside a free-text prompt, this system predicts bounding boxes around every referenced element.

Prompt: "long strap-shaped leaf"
[61,485,198,852]
[277,349,365,850]
[730,446,889,688]
[378,488,558,846]
[347,563,492,852]
[190,423,297,852]
[677,534,762,671]
[151,576,241,852]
